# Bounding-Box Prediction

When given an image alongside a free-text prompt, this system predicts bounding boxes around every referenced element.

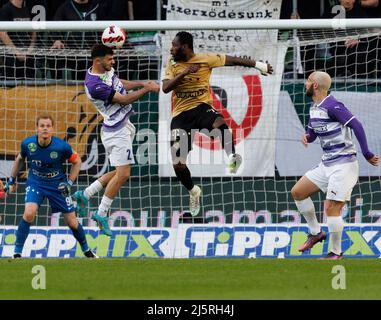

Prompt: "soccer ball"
[101,25,126,48]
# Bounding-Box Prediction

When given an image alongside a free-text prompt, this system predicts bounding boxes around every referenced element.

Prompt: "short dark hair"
[91,44,114,59]
[175,31,194,51]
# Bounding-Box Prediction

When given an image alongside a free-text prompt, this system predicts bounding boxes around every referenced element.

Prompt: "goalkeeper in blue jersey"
[3,114,98,259]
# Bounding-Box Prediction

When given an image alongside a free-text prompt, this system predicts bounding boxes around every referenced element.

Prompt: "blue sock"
[70,223,89,253]
[15,219,31,254]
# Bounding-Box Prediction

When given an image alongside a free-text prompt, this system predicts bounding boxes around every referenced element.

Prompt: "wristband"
[255,61,268,74]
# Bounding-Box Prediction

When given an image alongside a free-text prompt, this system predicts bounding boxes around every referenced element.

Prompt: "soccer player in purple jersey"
[291,71,379,260]
[73,44,159,236]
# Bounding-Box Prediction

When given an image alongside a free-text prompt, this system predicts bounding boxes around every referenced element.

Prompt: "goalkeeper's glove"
[58,179,73,197]
[4,176,16,193]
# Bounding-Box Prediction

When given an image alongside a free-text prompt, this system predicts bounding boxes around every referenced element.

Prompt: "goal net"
[0,18,380,258]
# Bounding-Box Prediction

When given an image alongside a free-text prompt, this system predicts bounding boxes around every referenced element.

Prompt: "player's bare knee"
[23,211,36,223]
[291,186,304,201]
[66,218,78,229]
[99,170,116,186]
[116,172,130,183]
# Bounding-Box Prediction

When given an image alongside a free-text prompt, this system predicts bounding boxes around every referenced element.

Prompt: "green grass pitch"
[0,259,380,300]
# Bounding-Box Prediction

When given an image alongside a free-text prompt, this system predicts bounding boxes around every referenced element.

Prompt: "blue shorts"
[25,181,75,214]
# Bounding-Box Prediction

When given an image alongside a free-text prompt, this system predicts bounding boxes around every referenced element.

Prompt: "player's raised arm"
[119,79,147,91]
[112,81,160,105]
[224,55,273,75]
[4,153,24,193]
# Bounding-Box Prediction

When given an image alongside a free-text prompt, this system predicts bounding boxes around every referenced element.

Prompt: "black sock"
[218,123,235,156]
[174,165,194,191]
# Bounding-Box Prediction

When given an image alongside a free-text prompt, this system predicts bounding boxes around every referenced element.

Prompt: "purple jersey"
[84,67,134,132]
[308,95,357,166]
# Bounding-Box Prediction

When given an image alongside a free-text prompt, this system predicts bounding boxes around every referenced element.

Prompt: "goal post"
[0,18,380,258]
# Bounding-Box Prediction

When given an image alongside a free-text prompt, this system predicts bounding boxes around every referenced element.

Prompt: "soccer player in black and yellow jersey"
[162,31,273,216]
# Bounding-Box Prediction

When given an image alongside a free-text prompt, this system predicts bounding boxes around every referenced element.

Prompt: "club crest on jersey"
[50,151,58,159]
[28,143,37,152]
[99,73,112,86]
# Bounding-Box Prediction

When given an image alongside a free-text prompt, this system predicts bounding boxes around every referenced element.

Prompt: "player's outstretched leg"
[73,171,115,217]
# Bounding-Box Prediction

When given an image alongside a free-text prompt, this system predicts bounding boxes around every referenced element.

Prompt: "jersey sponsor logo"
[32,169,60,179]
[31,160,42,167]
[28,143,37,152]
[314,125,328,133]
[50,151,58,159]
[175,89,208,99]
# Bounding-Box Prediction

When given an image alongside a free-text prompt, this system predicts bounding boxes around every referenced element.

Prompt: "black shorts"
[170,103,223,159]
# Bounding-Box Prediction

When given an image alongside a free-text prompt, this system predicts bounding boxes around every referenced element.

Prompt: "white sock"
[98,195,113,217]
[295,198,320,235]
[84,180,103,200]
[327,216,344,255]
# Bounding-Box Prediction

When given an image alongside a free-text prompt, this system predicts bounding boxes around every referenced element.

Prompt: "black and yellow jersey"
[163,53,226,117]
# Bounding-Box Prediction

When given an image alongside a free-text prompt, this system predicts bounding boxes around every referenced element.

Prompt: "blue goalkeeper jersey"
[20,135,74,185]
